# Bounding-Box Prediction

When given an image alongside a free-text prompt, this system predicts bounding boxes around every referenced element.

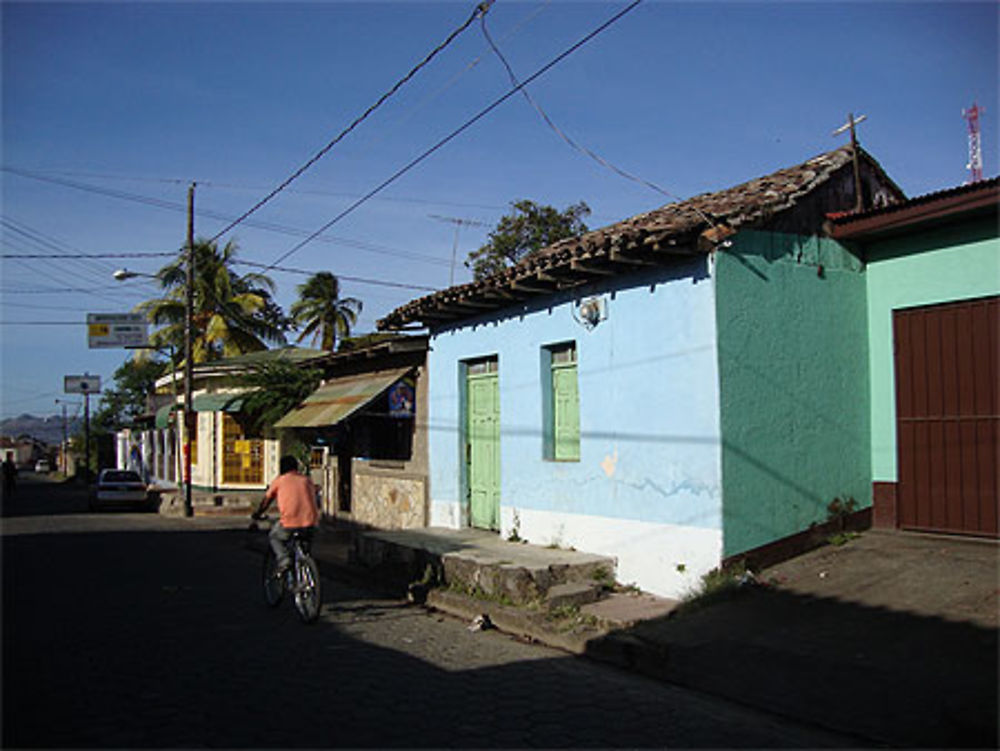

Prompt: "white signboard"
[87,313,148,349]
[65,375,101,394]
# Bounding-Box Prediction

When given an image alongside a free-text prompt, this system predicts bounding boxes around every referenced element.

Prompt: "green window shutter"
[552,363,580,461]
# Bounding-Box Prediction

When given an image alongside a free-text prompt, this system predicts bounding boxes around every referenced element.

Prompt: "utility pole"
[833,113,868,212]
[54,399,71,475]
[183,183,196,517]
[429,214,489,286]
[84,391,91,483]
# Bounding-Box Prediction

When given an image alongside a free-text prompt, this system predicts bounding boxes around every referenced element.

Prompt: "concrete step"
[356,527,617,605]
[545,581,605,611]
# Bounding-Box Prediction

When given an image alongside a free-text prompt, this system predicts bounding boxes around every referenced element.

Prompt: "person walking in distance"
[2,452,18,502]
[253,456,319,573]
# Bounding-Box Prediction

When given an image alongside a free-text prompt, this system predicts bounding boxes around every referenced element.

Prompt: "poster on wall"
[388,377,415,418]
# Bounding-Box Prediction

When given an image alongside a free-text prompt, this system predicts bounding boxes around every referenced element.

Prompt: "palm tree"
[289,272,362,352]
[138,239,288,362]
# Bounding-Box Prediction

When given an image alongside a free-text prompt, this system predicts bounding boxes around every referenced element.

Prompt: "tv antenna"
[429,214,489,286]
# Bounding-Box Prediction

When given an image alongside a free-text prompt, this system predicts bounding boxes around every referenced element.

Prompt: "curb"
[425,588,609,654]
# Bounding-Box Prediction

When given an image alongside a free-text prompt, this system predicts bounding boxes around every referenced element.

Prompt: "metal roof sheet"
[273,367,412,429]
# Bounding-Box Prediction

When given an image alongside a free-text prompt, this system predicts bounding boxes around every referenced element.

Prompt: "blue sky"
[2,0,997,420]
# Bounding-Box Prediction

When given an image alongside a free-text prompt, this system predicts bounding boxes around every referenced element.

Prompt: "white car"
[91,469,149,511]
[34,459,50,473]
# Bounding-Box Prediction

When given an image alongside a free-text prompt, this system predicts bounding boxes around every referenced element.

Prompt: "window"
[352,386,414,462]
[310,447,326,469]
[467,357,498,376]
[543,342,579,461]
[222,414,263,485]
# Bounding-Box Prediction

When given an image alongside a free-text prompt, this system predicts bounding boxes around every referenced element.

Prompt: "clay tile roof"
[378,146,893,330]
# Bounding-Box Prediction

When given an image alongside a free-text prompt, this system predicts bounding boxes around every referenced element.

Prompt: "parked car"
[34,459,50,474]
[90,469,149,511]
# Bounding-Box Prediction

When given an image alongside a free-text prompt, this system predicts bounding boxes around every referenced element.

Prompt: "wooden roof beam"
[570,258,616,276]
[609,247,658,266]
[510,277,556,294]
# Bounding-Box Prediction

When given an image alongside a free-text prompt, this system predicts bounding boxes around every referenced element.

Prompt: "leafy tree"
[92,357,169,433]
[137,239,288,363]
[236,359,323,435]
[289,272,362,352]
[465,200,590,281]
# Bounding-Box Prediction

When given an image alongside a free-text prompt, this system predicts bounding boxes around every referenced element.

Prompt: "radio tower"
[963,102,984,184]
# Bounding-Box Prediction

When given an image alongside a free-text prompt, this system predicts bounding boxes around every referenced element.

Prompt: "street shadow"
[3,522,848,749]
[585,583,999,748]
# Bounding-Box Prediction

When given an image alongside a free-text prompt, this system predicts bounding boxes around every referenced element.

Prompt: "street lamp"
[109,182,196,517]
[114,253,195,515]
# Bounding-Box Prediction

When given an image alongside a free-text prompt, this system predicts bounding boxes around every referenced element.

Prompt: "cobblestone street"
[2,476,852,748]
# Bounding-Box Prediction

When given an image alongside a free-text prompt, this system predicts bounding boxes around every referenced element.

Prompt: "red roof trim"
[830,177,998,239]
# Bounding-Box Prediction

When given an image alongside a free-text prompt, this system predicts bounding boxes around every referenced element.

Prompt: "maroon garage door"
[894,296,998,538]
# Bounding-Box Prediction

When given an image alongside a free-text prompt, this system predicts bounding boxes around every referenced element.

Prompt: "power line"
[209,0,494,243]
[265,0,646,272]
[3,166,508,212]
[478,9,719,232]
[1,252,175,260]
[3,167,455,268]
[233,260,439,292]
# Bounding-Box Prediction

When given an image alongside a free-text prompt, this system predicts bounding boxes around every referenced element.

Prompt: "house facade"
[275,335,430,530]
[832,177,999,538]
[121,347,326,498]
[379,146,907,598]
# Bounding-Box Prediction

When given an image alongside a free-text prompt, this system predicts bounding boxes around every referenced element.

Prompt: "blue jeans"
[268,523,294,570]
[268,523,315,570]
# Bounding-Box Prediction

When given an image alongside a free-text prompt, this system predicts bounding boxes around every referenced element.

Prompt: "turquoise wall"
[866,216,1000,482]
[715,231,871,557]
[427,259,724,530]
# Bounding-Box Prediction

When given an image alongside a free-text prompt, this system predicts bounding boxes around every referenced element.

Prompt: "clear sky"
[2,0,997,421]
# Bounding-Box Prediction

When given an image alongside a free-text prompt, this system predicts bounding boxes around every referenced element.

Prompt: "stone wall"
[352,469,427,529]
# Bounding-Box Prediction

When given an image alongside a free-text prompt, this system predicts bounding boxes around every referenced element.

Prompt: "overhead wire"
[208,0,495,244]
[1,217,134,305]
[1,216,135,286]
[3,167,455,269]
[4,167,507,212]
[478,9,720,231]
[263,0,646,272]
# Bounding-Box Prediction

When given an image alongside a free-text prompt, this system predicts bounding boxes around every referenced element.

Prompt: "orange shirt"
[265,472,319,529]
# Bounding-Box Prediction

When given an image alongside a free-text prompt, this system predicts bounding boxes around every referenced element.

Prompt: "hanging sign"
[388,377,416,418]
[64,374,101,394]
[87,313,148,349]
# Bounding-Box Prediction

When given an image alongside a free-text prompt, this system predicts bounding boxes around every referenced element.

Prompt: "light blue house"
[379,147,906,598]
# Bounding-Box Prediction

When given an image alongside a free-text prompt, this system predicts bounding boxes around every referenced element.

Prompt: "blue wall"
[426,257,724,534]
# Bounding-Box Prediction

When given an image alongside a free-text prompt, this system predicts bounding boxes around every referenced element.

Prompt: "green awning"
[274,367,411,429]
[192,393,246,413]
[155,403,181,429]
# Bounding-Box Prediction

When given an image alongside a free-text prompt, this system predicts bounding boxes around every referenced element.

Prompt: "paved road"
[3,474,855,748]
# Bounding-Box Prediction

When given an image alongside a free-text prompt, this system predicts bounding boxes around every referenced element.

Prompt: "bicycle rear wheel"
[262,548,285,607]
[293,554,321,623]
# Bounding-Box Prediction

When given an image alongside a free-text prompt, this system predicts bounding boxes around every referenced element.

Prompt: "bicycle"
[250,514,322,623]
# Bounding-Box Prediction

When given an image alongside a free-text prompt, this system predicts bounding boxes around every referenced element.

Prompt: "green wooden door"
[467,368,500,530]
[552,362,580,461]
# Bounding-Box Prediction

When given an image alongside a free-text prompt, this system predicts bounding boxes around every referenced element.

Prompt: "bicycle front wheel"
[262,549,285,607]
[293,554,321,623]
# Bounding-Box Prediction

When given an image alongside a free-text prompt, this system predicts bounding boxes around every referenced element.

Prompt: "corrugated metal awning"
[155,403,181,429]
[274,367,411,429]
[192,393,246,412]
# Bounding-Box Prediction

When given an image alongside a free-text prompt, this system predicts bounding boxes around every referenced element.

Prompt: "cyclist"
[252,455,319,574]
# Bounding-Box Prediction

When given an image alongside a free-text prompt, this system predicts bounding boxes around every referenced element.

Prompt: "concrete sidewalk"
[295,524,998,748]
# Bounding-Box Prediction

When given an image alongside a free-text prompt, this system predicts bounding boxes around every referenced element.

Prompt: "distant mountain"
[0,414,82,445]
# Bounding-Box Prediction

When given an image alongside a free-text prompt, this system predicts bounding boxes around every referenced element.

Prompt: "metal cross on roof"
[833,113,868,212]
